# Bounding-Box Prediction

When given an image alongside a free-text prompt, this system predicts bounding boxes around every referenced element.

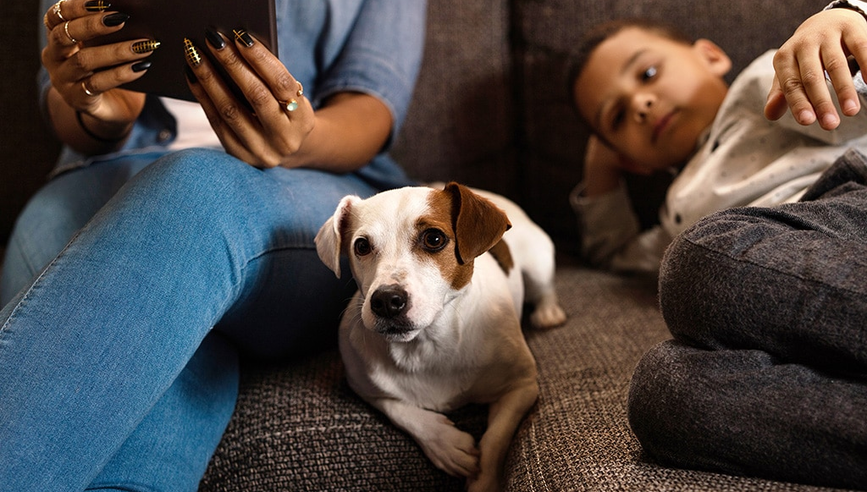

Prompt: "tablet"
[90,0,278,101]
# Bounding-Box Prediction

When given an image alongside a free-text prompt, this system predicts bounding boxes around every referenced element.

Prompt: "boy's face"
[574,27,731,173]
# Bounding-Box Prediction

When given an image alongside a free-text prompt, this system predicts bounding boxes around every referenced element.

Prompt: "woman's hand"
[765,8,867,130]
[41,0,159,149]
[185,30,392,170]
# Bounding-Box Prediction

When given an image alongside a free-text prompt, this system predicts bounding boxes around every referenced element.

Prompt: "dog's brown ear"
[444,182,512,265]
[314,195,357,277]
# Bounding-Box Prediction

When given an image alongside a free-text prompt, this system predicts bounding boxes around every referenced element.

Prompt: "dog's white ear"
[444,182,512,264]
[315,195,358,278]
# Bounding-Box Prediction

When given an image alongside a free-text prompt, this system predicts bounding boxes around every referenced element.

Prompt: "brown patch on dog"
[422,183,513,290]
[338,203,357,257]
[424,187,475,290]
[444,183,511,265]
[487,239,514,274]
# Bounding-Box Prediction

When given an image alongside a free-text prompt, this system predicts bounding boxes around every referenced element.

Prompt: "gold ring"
[279,99,298,112]
[296,82,304,98]
[64,21,78,45]
[54,0,67,22]
[82,80,97,97]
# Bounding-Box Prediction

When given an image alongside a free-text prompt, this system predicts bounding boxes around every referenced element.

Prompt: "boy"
[618,1,867,489]
[570,4,867,274]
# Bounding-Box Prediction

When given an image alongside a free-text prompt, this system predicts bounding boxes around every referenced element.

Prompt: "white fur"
[315,184,566,492]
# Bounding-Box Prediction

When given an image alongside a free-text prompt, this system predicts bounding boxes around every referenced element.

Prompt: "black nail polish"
[85,0,110,12]
[103,12,129,27]
[205,28,225,50]
[233,29,254,47]
[131,60,151,73]
[184,64,198,84]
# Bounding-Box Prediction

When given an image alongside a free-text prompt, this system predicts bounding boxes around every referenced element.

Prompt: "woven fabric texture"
[199,263,854,491]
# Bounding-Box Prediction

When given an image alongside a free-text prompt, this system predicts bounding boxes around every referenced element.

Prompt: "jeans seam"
[0,245,65,336]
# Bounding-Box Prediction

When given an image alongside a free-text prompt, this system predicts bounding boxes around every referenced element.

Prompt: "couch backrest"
[394,0,822,247]
[0,0,829,248]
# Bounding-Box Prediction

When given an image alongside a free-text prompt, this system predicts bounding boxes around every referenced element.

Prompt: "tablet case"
[91,0,278,101]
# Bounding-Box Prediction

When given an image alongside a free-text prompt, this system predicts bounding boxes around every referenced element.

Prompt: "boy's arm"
[571,177,669,274]
[575,134,670,273]
[582,135,626,197]
[765,2,867,130]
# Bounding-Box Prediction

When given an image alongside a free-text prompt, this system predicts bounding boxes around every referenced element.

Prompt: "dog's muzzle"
[370,284,408,319]
[369,284,415,337]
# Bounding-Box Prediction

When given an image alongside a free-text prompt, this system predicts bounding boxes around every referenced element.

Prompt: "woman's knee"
[134,149,253,205]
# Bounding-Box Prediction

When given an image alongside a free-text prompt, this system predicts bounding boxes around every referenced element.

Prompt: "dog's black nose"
[370,285,408,319]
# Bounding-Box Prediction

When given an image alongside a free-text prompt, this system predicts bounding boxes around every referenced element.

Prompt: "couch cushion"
[199,263,845,491]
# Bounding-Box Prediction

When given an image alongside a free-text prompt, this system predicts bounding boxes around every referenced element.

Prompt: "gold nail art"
[85,0,111,12]
[233,29,254,47]
[132,40,161,54]
[184,38,201,66]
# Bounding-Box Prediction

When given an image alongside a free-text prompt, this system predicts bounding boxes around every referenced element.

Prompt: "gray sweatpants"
[628,149,867,489]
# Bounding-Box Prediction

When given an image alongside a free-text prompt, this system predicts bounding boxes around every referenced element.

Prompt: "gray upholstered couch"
[1,0,858,490]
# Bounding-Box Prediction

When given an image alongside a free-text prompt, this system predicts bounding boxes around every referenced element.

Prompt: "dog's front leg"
[467,380,539,492]
[374,398,481,478]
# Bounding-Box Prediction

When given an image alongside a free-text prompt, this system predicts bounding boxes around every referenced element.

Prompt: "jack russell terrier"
[314,182,566,492]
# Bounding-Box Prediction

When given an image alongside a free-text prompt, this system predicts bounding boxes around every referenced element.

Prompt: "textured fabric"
[199,263,855,491]
[629,152,867,490]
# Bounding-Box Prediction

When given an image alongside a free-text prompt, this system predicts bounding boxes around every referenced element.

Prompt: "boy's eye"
[642,66,658,81]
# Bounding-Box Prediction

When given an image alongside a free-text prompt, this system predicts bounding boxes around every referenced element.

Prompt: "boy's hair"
[568,18,694,130]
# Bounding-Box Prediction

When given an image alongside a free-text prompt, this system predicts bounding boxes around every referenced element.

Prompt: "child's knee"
[658,209,762,344]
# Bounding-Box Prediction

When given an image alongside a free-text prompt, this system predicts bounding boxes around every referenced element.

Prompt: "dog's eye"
[421,229,448,252]
[354,237,372,256]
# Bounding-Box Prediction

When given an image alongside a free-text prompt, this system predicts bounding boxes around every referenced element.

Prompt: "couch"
[1,0,858,490]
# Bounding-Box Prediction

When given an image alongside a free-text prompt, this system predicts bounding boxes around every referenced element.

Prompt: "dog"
[314,182,566,492]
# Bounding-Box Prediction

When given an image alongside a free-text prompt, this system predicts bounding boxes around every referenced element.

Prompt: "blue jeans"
[628,149,867,489]
[0,149,388,491]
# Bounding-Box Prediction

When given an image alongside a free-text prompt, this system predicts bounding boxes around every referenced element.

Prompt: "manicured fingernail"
[233,29,254,47]
[184,38,202,67]
[797,110,814,124]
[132,39,160,54]
[843,99,859,115]
[85,0,110,12]
[205,28,225,50]
[103,12,129,27]
[184,64,198,84]
[131,60,151,72]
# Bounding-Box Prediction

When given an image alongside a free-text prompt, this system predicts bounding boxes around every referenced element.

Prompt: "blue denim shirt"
[38,0,427,188]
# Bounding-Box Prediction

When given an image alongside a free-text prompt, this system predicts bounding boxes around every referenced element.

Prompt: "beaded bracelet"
[75,110,127,144]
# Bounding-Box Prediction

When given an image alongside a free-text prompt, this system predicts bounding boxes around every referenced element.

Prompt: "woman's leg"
[0,155,157,305]
[0,148,380,491]
[628,152,867,488]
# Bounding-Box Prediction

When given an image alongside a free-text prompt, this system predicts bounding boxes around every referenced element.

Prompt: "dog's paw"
[530,297,567,329]
[418,415,480,478]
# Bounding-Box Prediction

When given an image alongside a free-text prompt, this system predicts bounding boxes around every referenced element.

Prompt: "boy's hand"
[582,135,627,197]
[765,8,867,130]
